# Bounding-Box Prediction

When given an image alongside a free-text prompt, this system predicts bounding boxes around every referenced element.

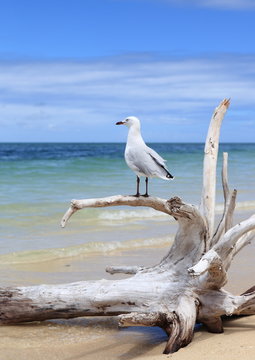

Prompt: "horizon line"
[1,141,255,144]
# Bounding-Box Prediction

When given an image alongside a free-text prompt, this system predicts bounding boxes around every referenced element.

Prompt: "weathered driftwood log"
[1,99,255,354]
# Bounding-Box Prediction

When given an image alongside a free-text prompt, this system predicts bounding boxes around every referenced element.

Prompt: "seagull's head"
[116,116,140,129]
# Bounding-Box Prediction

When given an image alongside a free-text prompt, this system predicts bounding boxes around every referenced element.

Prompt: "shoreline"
[0,206,253,268]
[1,236,253,291]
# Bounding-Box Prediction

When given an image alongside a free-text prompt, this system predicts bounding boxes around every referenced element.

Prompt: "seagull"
[116,116,174,197]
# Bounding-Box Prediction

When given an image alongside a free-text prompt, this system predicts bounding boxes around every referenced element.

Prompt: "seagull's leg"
[142,177,149,197]
[135,176,140,197]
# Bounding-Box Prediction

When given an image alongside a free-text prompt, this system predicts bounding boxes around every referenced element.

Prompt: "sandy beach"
[0,239,254,360]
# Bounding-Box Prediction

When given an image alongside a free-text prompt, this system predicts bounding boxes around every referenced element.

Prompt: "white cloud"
[0,54,254,142]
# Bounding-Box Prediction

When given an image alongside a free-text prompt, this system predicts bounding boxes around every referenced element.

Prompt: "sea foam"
[0,235,174,265]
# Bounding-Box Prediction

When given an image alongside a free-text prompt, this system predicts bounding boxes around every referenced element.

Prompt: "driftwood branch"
[190,215,255,275]
[230,230,255,262]
[238,286,255,315]
[200,99,230,238]
[211,151,237,247]
[222,152,230,203]
[105,265,143,275]
[1,99,254,355]
[61,195,197,228]
[211,189,237,247]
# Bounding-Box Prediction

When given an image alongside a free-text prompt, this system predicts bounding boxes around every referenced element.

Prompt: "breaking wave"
[0,234,174,265]
[98,200,255,223]
[215,200,255,213]
[98,208,169,221]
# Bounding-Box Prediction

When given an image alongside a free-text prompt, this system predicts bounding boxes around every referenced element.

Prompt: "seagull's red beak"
[116,121,125,125]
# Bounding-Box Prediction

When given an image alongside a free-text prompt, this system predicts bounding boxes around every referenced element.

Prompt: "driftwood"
[1,99,255,354]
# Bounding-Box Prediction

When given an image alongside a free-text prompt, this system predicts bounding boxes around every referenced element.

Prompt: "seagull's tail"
[158,166,174,180]
[166,171,174,180]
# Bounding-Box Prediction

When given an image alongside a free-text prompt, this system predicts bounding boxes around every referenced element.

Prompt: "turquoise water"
[1,143,255,262]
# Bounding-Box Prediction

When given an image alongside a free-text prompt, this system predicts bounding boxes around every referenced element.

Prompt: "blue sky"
[0,0,255,142]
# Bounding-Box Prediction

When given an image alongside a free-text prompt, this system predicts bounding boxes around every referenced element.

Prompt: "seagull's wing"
[125,145,174,179]
[145,146,166,166]
[146,146,174,179]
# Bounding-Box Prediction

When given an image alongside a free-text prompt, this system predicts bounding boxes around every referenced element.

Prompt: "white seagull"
[116,116,174,197]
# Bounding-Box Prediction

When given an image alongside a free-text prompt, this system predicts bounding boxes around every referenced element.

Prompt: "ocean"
[0,142,255,265]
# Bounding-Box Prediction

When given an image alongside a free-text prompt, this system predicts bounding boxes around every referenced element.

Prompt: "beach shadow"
[117,326,167,360]
[65,326,167,360]
[49,316,120,330]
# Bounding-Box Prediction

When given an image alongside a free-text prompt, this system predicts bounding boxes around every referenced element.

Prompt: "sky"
[0,0,255,142]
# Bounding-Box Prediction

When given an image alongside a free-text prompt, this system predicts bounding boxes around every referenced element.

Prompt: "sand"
[2,316,255,360]
[0,241,254,360]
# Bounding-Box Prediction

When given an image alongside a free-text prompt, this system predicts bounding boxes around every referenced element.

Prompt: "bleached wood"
[211,189,237,247]
[190,215,255,277]
[221,152,237,232]
[211,151,236,247]
[233,230,255,256]
[163,296,198,354]
[188,249,223,276]
[198,289,255,319]
[61,195,173,228]
[222,152,230,203]
[118,311,168,327]
[215,214,255,264]
[105,265,142,275]
[238,286,255,315]
[188,249,228,290]
[224,190,236,231]
[61,195,200,229]
[224,230,255,270]
[200,99,230,238]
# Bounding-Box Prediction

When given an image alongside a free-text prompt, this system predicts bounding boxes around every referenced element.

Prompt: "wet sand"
[0,240,254,360]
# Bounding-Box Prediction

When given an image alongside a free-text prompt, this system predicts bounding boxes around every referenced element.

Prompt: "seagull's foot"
[129,193,140,197]
[141,193,149,197]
